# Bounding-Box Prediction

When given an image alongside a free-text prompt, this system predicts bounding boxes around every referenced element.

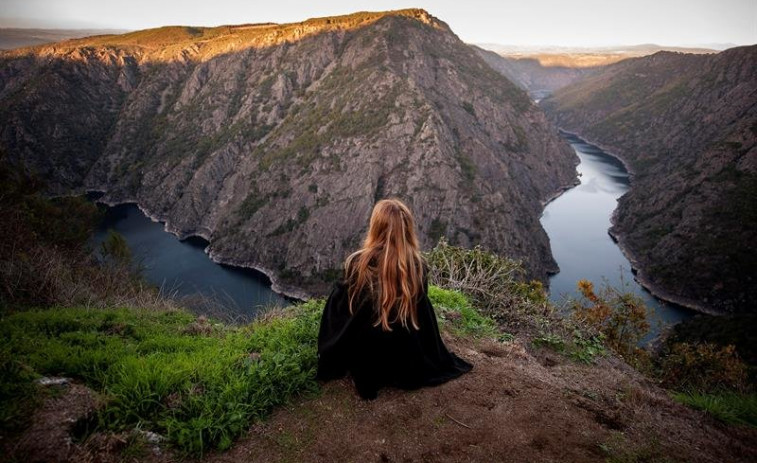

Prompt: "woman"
[316,199,472,399]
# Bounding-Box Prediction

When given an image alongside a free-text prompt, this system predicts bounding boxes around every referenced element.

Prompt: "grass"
[672,391,757,428]
[428,286,497,339]
[0,301,322,455]
[0,284,496,455]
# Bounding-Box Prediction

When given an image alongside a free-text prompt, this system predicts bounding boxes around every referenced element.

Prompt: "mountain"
[476,44,719,55]
[474,44,718,100]
[0,9,576,297]
[473,46,606,100]
[540,46,757,313]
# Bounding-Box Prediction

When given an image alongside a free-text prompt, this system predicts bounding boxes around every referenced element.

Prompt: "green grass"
[428,286,497,339]
[0,285,491,455]
[568,330,607,364]
[673,391,757,428]
[531,330,607,364]
[0,302,323,455]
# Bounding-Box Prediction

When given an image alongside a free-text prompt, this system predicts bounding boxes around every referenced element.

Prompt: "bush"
[425,239,552,329]
[568,279,650,359]
[657,342,749,393]
[0,161,171,311]
[426,240,606,363]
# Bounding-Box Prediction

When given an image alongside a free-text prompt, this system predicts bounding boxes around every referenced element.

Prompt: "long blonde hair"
[345,199,424,331]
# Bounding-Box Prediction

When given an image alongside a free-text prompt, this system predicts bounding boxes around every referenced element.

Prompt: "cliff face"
[0,9,577,296]
[541,46,757,313]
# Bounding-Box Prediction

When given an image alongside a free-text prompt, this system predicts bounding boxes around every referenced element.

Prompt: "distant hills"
[473,43,720,100]
[541,46,757,313]
[0,28,129,50]
[0,9,576,296]
[476,43,721,55]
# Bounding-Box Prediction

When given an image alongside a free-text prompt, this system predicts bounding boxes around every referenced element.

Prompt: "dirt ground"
[5,335,756,463]
[204,335,756,463]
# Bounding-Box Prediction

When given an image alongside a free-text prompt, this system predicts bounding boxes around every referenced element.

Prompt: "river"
[540,132,695,339]
[91,202,288,318]
[91,133,695,334]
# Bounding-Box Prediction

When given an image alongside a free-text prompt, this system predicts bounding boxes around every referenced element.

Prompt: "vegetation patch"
[672,391,757,428]
[428,286,497,339]
[0,301,323,455]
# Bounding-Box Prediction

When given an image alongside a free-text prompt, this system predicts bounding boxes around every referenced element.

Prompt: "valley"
[0,9,577,297]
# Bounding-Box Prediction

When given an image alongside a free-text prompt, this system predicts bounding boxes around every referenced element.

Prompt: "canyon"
[0,9,577,297]
[540,46,757,313]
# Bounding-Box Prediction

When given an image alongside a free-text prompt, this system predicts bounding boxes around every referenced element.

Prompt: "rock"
[0,9,577,297]
[140,430,165,444]
[37,376,71,386]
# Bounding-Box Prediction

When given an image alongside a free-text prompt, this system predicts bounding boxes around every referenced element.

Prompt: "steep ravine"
[541,46,757,313]
[0,9,577,296]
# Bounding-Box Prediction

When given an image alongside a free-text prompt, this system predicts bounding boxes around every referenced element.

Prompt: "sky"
[1,0,755,47]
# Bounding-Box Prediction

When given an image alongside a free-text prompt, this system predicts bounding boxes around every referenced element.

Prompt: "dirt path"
[204,336,757,463]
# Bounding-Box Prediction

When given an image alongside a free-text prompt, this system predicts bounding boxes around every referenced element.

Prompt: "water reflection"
[91,203,288,318]
[541,133,694,339]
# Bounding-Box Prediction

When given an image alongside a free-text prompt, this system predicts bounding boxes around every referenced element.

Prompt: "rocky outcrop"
[541,46,757,313]
[0,9,576,296]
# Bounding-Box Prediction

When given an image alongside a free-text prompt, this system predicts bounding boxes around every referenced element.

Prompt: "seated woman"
[316,198,472,399]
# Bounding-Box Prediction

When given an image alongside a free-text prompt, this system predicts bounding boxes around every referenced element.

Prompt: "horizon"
[1,0,755,48]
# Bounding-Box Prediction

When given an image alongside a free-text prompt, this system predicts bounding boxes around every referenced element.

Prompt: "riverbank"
[91,192,311,302]
[607,222,720,316]
[552,130,715,316]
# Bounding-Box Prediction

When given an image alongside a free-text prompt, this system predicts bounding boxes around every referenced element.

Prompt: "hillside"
[473,46,609,100]
[0,9,576,297]
[2,192,754,462]
[473,44,717,100]
[4,304,756,462]
[540,46,757,313]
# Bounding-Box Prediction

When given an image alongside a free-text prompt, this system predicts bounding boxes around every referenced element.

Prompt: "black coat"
[316,276,472,399]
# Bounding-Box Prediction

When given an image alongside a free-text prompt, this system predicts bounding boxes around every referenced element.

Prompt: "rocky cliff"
[0,9,577,297]
[541,46,757,313]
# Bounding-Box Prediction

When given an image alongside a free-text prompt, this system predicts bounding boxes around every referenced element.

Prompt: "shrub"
[0,161,172,311]
[424,238,549,324]
[568,279,650,359]
[657,342,749,393]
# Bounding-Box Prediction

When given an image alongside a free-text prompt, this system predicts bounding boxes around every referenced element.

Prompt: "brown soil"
[6,336,756,463]
[203,335,757,463]
[2,382,99,463]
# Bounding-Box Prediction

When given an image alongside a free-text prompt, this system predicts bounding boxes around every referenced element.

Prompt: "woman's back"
[316,199,472,399]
